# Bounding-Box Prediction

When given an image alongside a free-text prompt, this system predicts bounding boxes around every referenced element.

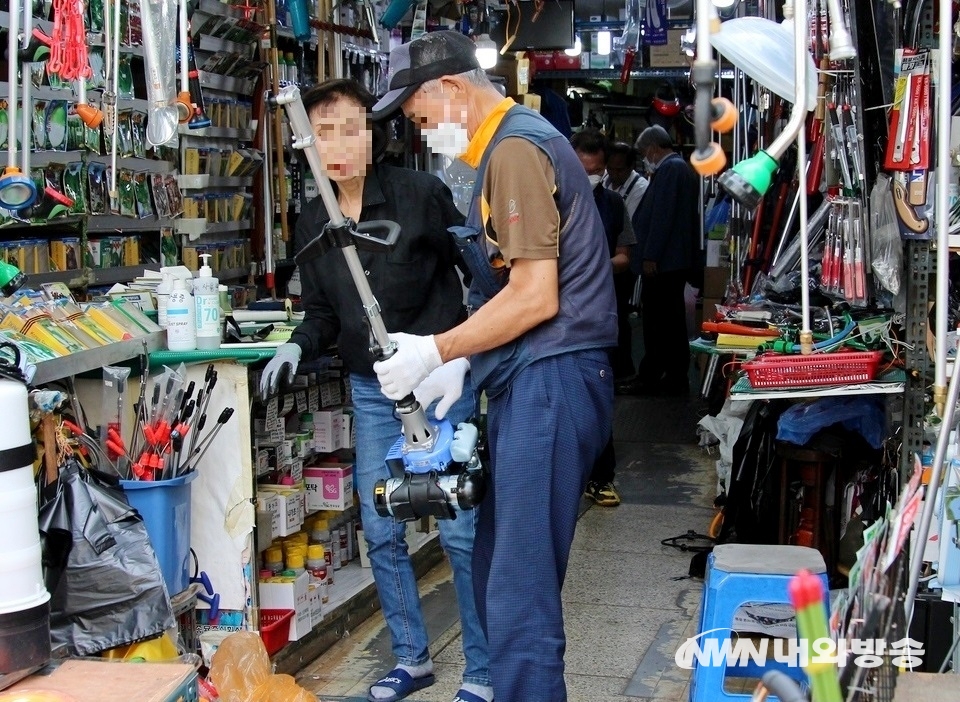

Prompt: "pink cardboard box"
[304,463,354,512]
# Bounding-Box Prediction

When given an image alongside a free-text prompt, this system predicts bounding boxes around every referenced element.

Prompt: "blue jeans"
[351,373,490,687]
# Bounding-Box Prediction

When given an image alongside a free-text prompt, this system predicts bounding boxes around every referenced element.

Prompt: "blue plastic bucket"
[121,471,198,596]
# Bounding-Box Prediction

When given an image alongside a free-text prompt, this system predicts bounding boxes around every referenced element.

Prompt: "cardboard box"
[257,493,282,538]
[514,93,541,112]
[307,583,324,628]
[304,463,354,512]
[703,267,728,298]
[646,30,687,68]
[312,408,343,453]
[259,485,305,536]
[489,55,529,95]
[258,571,312,641]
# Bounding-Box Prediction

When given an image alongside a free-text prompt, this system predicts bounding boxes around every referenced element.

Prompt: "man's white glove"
[414,357,470,419]
[260,343,302,400]
[373,332,442,401]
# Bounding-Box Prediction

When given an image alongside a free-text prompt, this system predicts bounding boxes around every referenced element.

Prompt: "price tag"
[308,386,320,412]
[280,394,295,415]
[296,390,307,413]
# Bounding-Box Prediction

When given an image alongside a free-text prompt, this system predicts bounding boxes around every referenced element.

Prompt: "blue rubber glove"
[260,343,302,400]
[414,358,470,419]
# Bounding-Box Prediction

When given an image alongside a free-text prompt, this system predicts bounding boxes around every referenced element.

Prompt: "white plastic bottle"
[156,272,173,328]
[166,277,197,351]
[194,253,221,350]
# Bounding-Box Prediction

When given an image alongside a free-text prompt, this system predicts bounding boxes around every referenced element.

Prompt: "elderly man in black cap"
[371,30,617,702]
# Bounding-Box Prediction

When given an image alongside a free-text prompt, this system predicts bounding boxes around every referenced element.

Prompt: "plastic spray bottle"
[166,277,197,351]
[156,272,173,328]
[194,253,221,350]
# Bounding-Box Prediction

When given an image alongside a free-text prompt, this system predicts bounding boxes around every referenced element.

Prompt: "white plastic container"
[166,277,197,351]
[194,253,221,350]
[156,272,173,329]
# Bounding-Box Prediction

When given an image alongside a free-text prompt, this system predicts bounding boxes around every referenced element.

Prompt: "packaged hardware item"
[102,237,124,268]
[164,174,184,217]
[67,105,85,151]
[134,171,153,218]
[50,238,82,271]
[87,162,108,215]
[161,228,178,266]
[33,99,48,149]
[151,173,171,218]
[46,100,69,151]
[131,111,147,158]
[63,161,86,214]
[123,236,140,266]
[0,100,7,151]
[118,169,136,217]
[85,118,101,154]
[117,109,134,157]
[85,239,102,269]
[118,53,135,99]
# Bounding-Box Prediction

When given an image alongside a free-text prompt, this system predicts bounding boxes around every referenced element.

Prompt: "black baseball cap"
[372,31,481,120]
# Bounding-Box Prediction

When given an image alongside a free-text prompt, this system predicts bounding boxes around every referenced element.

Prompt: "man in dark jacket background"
[618,125,700,396]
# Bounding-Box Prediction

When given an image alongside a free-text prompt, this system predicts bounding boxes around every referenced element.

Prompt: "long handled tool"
[0,0,38,211]
[107,0,121,198]
[176,0,193,124]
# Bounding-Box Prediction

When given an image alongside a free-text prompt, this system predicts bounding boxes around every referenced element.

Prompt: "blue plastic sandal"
[452,689,490,702]
[366,668,436,702]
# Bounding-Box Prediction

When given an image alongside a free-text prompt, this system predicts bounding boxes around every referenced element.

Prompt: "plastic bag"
[776,396,886,449]
[38,460,175,656]
[209,631,315,702]
[869,173,903,295]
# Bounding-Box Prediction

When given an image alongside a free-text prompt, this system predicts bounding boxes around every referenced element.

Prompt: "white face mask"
[643,157,657,173]
[422,122,471,159]
[587,174,603,188]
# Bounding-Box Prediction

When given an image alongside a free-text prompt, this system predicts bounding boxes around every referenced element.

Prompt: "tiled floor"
[294,384,720,702]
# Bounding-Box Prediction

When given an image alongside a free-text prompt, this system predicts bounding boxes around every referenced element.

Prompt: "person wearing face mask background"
[258,79,492,702]
[370,30,616,702]
[570,128,635,509]
[617,124,701,397]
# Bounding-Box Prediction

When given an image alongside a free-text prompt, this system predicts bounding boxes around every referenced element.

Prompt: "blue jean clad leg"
[473,350,613,702]
[351,373,490,686]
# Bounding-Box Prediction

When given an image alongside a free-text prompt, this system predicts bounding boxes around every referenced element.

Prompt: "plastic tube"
[148,349,279,369]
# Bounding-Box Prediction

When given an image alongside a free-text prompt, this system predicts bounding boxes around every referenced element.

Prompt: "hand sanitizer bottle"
[194,253,221,350]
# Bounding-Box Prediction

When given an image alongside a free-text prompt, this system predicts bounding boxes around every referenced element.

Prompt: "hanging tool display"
[272,85,487,522]
[618,0,642,84]
[0,0,38,211]
[819,197,867,306]
[106,0,122,197]
[141,0,180,146]
[884,49,931,237]
[177,0,211,128]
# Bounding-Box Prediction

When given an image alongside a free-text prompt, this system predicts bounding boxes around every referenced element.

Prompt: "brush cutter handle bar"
[272,85,402,358]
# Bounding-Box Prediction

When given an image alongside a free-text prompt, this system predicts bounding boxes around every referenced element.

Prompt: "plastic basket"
[120,470,198,595]
[741,350,884,388]
[259,609,294,656]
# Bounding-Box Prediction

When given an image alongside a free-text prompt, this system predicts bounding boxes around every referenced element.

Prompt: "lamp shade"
[709,17,817,107]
